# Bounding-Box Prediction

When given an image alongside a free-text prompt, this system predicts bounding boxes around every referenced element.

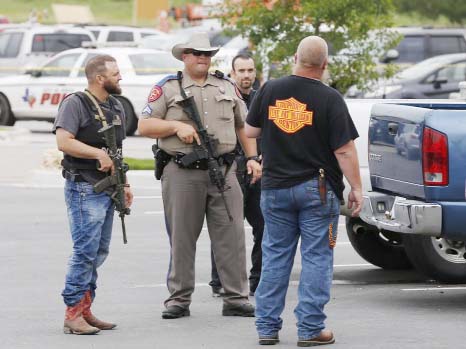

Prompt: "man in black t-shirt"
[246,36,362,346]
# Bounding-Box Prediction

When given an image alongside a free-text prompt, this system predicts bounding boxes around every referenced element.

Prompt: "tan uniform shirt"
[142,70,247,156]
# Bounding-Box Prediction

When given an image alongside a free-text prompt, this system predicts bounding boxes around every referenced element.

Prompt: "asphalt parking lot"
[1,122,466,349]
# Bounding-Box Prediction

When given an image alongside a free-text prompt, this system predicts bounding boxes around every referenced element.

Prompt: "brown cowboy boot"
[63,297,100,335]
[82,290,117,330]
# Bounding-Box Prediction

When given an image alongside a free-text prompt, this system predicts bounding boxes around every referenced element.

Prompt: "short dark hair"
[231,53,254,72]
[85,54,117,82]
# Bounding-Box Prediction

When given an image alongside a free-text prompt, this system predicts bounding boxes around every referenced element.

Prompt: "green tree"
[220,0,400,93]
[394,0,466,25]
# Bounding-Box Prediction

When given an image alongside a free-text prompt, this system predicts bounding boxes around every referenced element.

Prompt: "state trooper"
[138,32,262,319]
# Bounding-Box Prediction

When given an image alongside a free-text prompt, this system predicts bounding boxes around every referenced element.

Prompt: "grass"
[3,0,455,27]
[0,0,200,26]
[125,157,154,171]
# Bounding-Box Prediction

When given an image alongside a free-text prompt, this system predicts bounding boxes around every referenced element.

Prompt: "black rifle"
[94,118,130,244]
[176,72,233,221]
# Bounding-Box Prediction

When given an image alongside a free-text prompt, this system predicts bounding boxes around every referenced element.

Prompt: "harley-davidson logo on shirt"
[268,97,313,133]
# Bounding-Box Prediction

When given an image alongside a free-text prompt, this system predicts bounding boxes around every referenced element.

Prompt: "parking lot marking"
[334,263,372,267]
[132,279,365,288]
[402,286,466,292]
[144,210,165,215]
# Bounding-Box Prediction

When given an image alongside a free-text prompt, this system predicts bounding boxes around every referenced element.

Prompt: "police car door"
[14,52,86,119]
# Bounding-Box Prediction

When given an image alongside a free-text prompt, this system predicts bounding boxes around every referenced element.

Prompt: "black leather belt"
[62,169,85,182]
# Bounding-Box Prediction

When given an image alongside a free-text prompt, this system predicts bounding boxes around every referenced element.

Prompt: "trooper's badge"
[148,86,163,102]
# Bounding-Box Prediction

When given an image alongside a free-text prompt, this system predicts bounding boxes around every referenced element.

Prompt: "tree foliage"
[220,0,399,93]
[394,0,466,25]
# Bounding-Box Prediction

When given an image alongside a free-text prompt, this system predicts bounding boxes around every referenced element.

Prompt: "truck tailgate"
[368,103,466,201]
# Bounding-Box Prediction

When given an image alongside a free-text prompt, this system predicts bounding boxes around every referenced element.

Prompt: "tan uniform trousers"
[161,160,249,307]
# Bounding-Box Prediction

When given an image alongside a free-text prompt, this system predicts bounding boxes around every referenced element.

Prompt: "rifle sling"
[84,90,108,127]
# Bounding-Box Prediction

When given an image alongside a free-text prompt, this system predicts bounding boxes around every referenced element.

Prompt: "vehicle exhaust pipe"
[353,224,367,235]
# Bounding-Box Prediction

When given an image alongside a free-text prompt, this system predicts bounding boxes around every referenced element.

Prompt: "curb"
[0,126,31,142]
[25,169,158,189]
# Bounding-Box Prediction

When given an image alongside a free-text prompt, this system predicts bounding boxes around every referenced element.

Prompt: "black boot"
[162,305,190,319]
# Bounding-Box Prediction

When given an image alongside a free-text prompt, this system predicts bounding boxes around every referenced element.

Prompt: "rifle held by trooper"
[176,73,233,221]
[94,119,130,244]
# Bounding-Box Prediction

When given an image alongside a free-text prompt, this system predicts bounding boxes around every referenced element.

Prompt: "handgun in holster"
[152,144,172,180]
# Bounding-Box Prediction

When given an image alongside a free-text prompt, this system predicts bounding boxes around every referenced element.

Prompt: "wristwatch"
[246,155,261,163]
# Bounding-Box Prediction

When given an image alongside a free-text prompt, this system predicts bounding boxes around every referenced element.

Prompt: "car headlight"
[364,84,402,98]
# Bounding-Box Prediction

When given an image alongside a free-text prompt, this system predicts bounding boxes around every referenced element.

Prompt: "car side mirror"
[381,49,399,63]
[433,78,448,89]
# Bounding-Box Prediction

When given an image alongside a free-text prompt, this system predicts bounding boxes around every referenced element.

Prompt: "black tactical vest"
[62,91,125,176]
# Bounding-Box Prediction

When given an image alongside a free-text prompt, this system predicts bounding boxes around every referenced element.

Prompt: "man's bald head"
[296,36,328,69]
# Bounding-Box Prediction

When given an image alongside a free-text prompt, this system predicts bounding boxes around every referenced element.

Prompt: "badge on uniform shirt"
[218,86,225,94]
[148,86,163,102]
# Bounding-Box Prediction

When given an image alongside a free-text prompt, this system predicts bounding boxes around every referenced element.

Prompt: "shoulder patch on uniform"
[147,74,178,103]
[148,86,163,102]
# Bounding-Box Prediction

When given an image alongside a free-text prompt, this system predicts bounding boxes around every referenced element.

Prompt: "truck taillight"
[422,127,448,186]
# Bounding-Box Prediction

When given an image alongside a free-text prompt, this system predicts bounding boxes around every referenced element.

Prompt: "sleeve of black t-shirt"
[327,90,359,151]
[246,82,267,128]
[52,95,87,136]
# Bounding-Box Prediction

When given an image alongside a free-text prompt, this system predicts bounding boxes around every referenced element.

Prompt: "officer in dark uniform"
[138,32,262,319]
[54,54,133,335]
[209,53,264,297]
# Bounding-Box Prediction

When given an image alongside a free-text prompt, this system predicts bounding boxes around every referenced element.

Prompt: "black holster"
[152,144,172,180]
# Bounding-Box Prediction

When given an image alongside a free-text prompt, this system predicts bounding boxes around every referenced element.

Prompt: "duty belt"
[173,152,235,170]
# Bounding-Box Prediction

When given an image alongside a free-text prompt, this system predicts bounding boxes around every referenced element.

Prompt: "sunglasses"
[185,50,214,57]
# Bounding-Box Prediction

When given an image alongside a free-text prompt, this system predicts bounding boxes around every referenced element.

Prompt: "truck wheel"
[346,217,412,270]
[403,235,466,283]
[0,94,15,126]
[115,96,137,136]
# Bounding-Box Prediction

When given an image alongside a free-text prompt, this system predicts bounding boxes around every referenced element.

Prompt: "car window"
[41,53,81,77]
[396,36,425,63]
[77,53,99,77]
[435,60,466,82]
[128,52,183,75]
[0,32,23,58]
[107,31,134,42]
[430,36,465,57]
[32,33,92,53]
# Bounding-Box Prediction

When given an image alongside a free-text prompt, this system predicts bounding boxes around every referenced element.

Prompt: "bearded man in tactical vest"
[54,54,133,335]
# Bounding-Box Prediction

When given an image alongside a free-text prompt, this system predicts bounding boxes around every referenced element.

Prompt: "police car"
[0,46,183,135]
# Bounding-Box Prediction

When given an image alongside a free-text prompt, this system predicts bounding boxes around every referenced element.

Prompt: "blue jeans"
[255,179,340,339]
[62,180,114,306]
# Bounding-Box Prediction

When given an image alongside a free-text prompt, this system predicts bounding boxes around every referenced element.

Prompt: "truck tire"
[115,96,137,136]
[403,235,466,283]
[346,217,412,270]
[0,94,15,126]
